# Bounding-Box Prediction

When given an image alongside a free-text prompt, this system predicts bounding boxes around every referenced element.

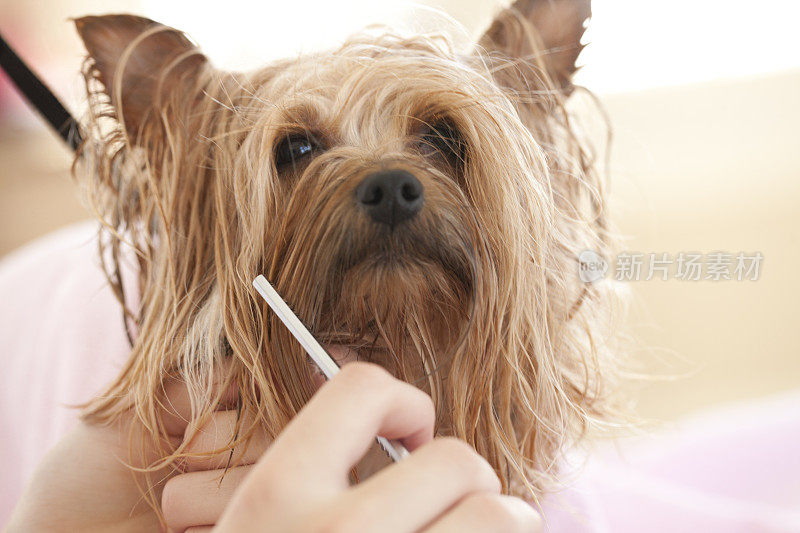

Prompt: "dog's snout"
[356,169,423,227]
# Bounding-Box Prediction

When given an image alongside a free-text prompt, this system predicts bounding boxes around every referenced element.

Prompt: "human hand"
[8,358,540,533]
[164,362,541,532]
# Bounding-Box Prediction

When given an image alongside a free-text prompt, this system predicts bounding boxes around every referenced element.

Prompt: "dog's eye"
[274,133,319,167]
[419,120,465,166]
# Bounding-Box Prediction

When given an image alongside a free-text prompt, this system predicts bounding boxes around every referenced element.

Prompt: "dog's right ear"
[74,14,208,143]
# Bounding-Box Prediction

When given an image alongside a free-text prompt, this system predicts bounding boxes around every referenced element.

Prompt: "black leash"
[0,32,82,151]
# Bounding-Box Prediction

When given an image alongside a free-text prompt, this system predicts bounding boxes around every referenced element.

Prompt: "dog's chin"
[306,251,471,383]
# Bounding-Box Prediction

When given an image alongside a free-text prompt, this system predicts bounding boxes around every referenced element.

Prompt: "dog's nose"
[356,169,423,227]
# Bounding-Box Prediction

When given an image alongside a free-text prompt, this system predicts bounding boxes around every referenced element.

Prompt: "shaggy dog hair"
[72,0,622,512]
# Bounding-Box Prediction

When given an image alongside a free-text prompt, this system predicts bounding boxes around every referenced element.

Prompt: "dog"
[72,0,621,510]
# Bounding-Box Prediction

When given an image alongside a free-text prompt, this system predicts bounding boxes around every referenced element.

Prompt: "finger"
[159,379,194,437]
[185,528,214,533]
[424,493,542,533]
[161,465,252,532]
[336,437,501,532]
[165,344,351,437]
[249,362,435,496]
[181,409,271,472]
[160,362,239,438]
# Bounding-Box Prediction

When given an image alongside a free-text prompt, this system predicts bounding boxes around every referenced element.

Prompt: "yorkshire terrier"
[72,0,621,511]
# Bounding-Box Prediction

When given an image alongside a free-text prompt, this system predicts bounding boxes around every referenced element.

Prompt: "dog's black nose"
[356,169,423,227]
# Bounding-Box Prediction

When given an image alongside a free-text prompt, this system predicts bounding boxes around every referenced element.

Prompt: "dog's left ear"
[74,14,209,143]
[479,0,590,96]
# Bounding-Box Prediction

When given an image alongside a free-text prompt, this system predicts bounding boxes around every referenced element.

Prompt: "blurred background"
[1,0,798,423]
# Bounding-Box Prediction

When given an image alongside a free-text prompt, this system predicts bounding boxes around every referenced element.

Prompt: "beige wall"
[1,1,798,422]
[602,71,800,420]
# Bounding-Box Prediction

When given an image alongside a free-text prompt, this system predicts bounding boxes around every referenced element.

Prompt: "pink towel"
[1,222,798,531]
[541,391,800,532]
[0,222,132,523]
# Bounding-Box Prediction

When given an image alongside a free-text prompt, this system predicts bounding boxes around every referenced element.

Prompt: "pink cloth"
[0,221,131,523]
[541,391,800,532]
[1,222,799,531]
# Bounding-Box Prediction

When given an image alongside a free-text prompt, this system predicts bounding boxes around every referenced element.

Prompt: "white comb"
[253,275,409,463]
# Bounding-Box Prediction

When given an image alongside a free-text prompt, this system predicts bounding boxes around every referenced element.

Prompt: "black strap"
[0,32,82,151]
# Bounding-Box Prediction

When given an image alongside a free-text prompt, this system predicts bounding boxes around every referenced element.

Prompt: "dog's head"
[75,0,620,497]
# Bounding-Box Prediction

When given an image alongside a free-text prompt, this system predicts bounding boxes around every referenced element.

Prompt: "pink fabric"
[2,222,799,531]
[0,221,131,523]
[541,392,800,532]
